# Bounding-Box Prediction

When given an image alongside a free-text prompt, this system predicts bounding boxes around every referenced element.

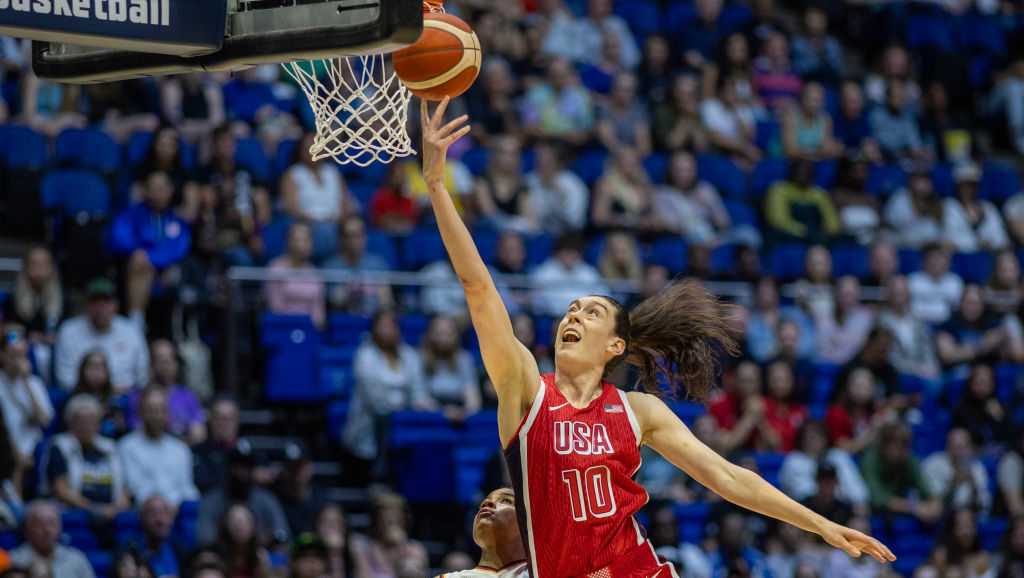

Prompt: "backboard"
[17,0,422,83]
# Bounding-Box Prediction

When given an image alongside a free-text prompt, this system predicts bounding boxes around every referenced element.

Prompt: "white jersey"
[438,562,530,578]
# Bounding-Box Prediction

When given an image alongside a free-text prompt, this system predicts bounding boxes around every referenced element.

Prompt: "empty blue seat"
[327,400,349,438]
[1,124,48,170]
[615,0,661,38]
[125,130,154,167]
[647,237,687,274]
[86,550,113,578]
[261,215,294,262]
[697,154,746,198]
[906,9,955,52]
[980,161,1020,202]
[813,160,838,189]
[262,314,323,403]
[454,445,494,504]
[665,2,696,32]
[525,233,554,267]
[866,164,907,196]
[571,149,608,187]
[755,119,781,155]
[811,363,841,404]
[275,138,299,178]
[724,200,757,228]
[710,244,736,276]
[41,170,111,218]
[931,163,956,197]
[366,232,398,269]
[320,346,357,399]
[56,128,119,173]
[669,402,704,426]
[0,530,17,549]
[401,228,447,270]
[767,243,808,281]
[327,313,371,345]
[831,244,869,278]
[399,314,430,346]
[643,153,668,184]
[893,534,934,557]
[751,158,787,198]
[951,252,994,284]
[898,249,922,274]
[584,234,607,265]
[234,137,270,183]
[720,2,753,34]
[461,147,489,177]
[959,12,1005,56]
[979,517,1009,550]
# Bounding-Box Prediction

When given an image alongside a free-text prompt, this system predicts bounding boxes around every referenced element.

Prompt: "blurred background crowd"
[1,0,1024,577]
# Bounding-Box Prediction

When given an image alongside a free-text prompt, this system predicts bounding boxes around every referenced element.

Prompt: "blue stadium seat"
[813,160,838,190]
[615,0,661,39]
[390,411,458,502]
[979,517,1009,550]
[755,119,781,156]
[959,12,1006,56]
[525,233,554,267]
[866,164,907,197]
[174,500,199,551]
[710,244,736,276]
[262,314,323,403]
[455,445,493,504]
[125,130,154,167]
[720,2,753,34]
[724,200,757,228]
[86,551,113,578]
[366,231,398,269]
[767,243,808,281]
[646,237,687,274]
[584,234,607,265]
[571,149,608,187]
[665,2,696,33]
[898,249,922,274]
[906,9,956,53]
[401,228,447,270]
[753,452,786,487]
[931,163,956,197]
[275,138,299,178]
[234,137,270,183]
[464,410,499,447]
[56,128,119,173]
[951,252,994,284]
[697,154,746,199]
[893,534,935,557]
[811,363,841,405]
[0,530,17,549]
[643,153,668,184]
[327,313,371,345]
[399,313,430,346]
[327,400,349,439]
[472,227,499,263]
[669,402,704,426]
[1,124,48,170]
[831,244,869,279]
[980,161,1020,202]
[349,181,377,208]
[750,158,787,198]
[261,215,294,262]
[320,345,357,399]
[461,147,489,177]
[41,170,111,218]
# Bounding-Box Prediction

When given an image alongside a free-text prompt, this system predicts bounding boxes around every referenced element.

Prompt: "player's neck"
[554,366,605,407]
[478,545,526,571]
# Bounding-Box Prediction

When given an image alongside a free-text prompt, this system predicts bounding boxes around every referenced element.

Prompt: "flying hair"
[602,280,740,401]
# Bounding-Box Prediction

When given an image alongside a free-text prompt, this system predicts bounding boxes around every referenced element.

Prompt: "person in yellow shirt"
[766,158,840,244]
[400,157,475,217]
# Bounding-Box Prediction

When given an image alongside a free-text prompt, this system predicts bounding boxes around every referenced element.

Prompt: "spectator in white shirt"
[577,0,640,70]
[701,75,762,166]
[908,243,964,324]
[943,163,1010,252]
[883,167,943,249]
[779,421,869,509]
[921,428,991,514]
[538,0,583,62]
[526,141,588,235]
[118,387,199,507]
[55,278,149,392]
[0,325,53,475]
[815,276,874,365]
[530,234,609,316]
[281,132,357,261]
[877,276,939,380]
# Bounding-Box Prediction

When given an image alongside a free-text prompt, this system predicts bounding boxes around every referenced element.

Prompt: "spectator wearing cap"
[55,278,149,392]
[41,394,128,520]
[291,533,330,578]
[117,387,199,507]
[193,395,241,493]
[908,243,964,325]
[860,423,942,523]
[117,494,187,578]
[765,159,840,245]
[943,163,1011,252]
[922,428,992,514]
[0,325,53,482]
[276,441,324,535]
[10,500,95,578]
[197,439,290,547]
[530,234,608,317]
[109,170,192,320]
[127,339,205,445]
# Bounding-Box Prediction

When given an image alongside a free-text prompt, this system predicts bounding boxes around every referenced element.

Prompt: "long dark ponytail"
[603,280,739,401]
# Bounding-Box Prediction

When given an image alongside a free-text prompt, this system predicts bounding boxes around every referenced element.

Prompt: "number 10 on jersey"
[561,466,618,522]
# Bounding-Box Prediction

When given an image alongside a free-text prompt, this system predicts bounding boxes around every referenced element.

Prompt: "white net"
[282,53,414,167]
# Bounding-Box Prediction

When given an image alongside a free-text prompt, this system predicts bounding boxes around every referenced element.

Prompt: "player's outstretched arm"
[628,391,896,564]
[420,98,541,444]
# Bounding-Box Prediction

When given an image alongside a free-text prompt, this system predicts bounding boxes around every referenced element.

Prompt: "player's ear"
[608,336,626,357]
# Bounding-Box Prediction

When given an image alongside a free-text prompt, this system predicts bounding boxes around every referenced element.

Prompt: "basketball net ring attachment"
[282,1,445,166]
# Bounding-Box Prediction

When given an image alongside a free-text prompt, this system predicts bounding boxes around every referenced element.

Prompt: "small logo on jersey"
[604,404,624,413]
[554,421,615,455]
[548,402,570,411]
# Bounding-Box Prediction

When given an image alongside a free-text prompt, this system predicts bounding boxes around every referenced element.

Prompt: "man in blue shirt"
[110,170,191,326]
[119,494,185,578]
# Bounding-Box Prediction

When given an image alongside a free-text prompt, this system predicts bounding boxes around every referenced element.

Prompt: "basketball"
[393,12,482,101]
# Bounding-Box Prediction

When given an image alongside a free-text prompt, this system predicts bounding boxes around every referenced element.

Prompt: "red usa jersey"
[503,374,651,578]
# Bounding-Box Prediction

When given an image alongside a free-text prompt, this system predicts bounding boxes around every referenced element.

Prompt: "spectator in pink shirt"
[265,222,325,328]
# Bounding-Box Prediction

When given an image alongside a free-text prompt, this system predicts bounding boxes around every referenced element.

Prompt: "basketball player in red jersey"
[418,98,895,578]
[438,488,528,578]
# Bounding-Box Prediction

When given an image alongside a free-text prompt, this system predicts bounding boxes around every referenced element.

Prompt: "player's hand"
[820,521,896,563]
[421,96,470,188]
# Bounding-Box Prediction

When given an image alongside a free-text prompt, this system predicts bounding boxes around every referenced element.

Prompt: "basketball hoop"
[282,1,444,166]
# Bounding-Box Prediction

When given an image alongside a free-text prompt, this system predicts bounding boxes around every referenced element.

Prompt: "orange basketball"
[393,12,482,101]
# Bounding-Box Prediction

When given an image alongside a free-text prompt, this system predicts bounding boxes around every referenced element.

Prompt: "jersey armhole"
[618,389,643,447]
[501,377,547,450]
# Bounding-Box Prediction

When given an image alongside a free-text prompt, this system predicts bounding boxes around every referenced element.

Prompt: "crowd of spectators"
[1,0,1024,577]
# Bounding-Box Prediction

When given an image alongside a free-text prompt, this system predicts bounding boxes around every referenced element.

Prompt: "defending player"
[438,488,527,578]
[418,97,896,578]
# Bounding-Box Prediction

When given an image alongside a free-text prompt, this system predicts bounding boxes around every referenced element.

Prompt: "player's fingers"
[440,125,471,147]
[420,99,430,131]
[432,96,451,128]
[438,115,469,138]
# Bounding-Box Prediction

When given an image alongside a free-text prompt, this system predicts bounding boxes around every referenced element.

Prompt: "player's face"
[472,489,518,549]
[554,296,625,371]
